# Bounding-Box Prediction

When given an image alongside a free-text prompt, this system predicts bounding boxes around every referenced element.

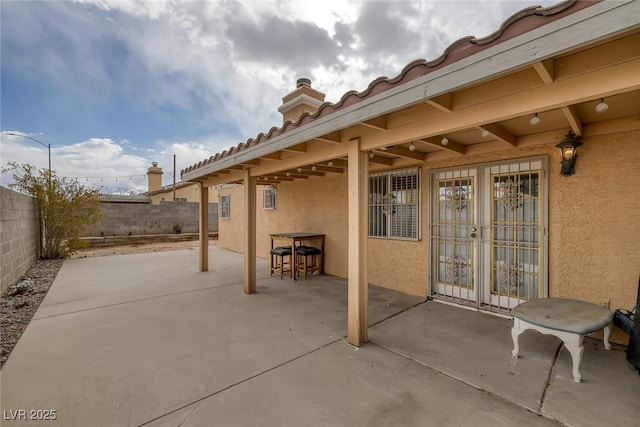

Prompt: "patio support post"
[347,137,368,346]
[243,169,257,294]
[199,184,209,272]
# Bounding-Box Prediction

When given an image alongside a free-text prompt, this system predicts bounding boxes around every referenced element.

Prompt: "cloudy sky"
[1,0,558,194]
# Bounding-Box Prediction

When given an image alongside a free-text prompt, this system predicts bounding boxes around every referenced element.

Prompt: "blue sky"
[1,0,558,194]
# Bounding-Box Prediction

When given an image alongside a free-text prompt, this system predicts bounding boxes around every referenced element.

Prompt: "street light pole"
[5,132,52,187]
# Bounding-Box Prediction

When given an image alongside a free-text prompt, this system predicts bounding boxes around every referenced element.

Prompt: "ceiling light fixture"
[274,175,278,180]
[297,168,302,173]
[408,142,416,152]
[328,160,334,167]
[481,128,490,138]
[369,151,374,159]
[530,113,541,126]
[286,172,291,177]
[312,165,317,171]
[595,98,609,114]
[441,136,449,146]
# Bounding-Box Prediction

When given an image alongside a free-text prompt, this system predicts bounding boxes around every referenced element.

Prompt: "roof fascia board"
[183,0,638,182]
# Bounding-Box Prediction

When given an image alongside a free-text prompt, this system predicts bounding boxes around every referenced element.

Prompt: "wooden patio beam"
[359,116,388,131]
[347,138,368,346]
[360,58,640,152]
[282,142,307,153]
[243,169,256,294]
[418,137,465,155]
[368,154,394,166]
[533,59,554,84]
[426,93,453,113]
[320,158,348,168]
[382,146,427,161]
[198,184,208,272]
[481,123,517,147]
[561,105,583,136]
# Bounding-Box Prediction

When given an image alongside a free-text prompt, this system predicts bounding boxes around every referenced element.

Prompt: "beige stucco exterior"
[218,130,639,315]
[150,183,196,204]
[185,2,640,346]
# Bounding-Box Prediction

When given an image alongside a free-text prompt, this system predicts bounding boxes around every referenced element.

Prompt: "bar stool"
[270,246,292,279]
[295,246,322,279]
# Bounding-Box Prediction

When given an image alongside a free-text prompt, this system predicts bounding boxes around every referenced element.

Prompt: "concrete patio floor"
[1,245,638,427]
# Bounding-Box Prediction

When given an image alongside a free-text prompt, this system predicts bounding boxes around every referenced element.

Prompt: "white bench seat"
[511,298,613,382]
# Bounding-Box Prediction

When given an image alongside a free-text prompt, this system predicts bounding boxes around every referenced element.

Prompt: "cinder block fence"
[0,186,39,292]
[82,199,218,236]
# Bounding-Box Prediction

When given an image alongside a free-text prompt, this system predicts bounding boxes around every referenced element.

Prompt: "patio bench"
[511,298,613,383]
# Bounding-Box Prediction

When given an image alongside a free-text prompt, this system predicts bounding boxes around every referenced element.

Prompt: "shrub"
[2,162,102,258]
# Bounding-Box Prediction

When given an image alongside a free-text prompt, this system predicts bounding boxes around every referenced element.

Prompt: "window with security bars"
[368,168,419,239]
[263,187,276,209]
[220,194,231,219]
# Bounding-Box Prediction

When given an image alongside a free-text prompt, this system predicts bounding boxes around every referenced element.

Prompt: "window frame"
[263,187,277,210]
[219,194,231,219]
[368,167,420,241]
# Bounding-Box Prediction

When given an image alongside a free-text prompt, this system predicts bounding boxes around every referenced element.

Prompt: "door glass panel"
[490,172,540,300]
[434,177,474,291]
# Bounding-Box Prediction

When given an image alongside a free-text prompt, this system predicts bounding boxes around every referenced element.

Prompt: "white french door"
[430,159,547,311]
[431,168,479,304]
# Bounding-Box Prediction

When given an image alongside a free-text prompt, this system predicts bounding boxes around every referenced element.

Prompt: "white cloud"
[2,0,563,196]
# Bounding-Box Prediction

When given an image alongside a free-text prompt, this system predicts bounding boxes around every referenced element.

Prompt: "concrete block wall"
[1,186,39,292]
[83,200,218,236]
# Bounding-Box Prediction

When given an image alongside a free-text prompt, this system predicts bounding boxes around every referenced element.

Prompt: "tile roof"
[182,0,594,178]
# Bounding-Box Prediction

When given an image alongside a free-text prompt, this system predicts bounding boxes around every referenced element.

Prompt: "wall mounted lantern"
[556,131,583,176]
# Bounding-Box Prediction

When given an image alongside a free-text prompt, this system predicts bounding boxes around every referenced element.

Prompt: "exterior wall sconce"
[556,131,583,176]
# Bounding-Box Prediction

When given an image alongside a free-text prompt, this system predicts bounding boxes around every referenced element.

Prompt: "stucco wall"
[0,186,39,292]
[547,130,639,311]
[83,200,219,236]
[218,174,350,278]
[149,183,219,205]
[217,129,640,313]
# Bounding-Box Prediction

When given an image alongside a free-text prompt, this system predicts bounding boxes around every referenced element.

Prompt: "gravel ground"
[0,240,205,369]
[0,259,63,368]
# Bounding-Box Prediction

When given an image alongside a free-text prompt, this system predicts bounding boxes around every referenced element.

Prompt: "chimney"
[147,162,163,193]
[278,78,326,124]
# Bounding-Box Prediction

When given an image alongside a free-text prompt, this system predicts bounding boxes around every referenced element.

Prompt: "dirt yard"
[70,239,217,259]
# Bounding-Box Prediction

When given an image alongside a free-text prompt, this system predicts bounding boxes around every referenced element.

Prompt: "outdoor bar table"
[270,232,325,281]
[511,298,613,382]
